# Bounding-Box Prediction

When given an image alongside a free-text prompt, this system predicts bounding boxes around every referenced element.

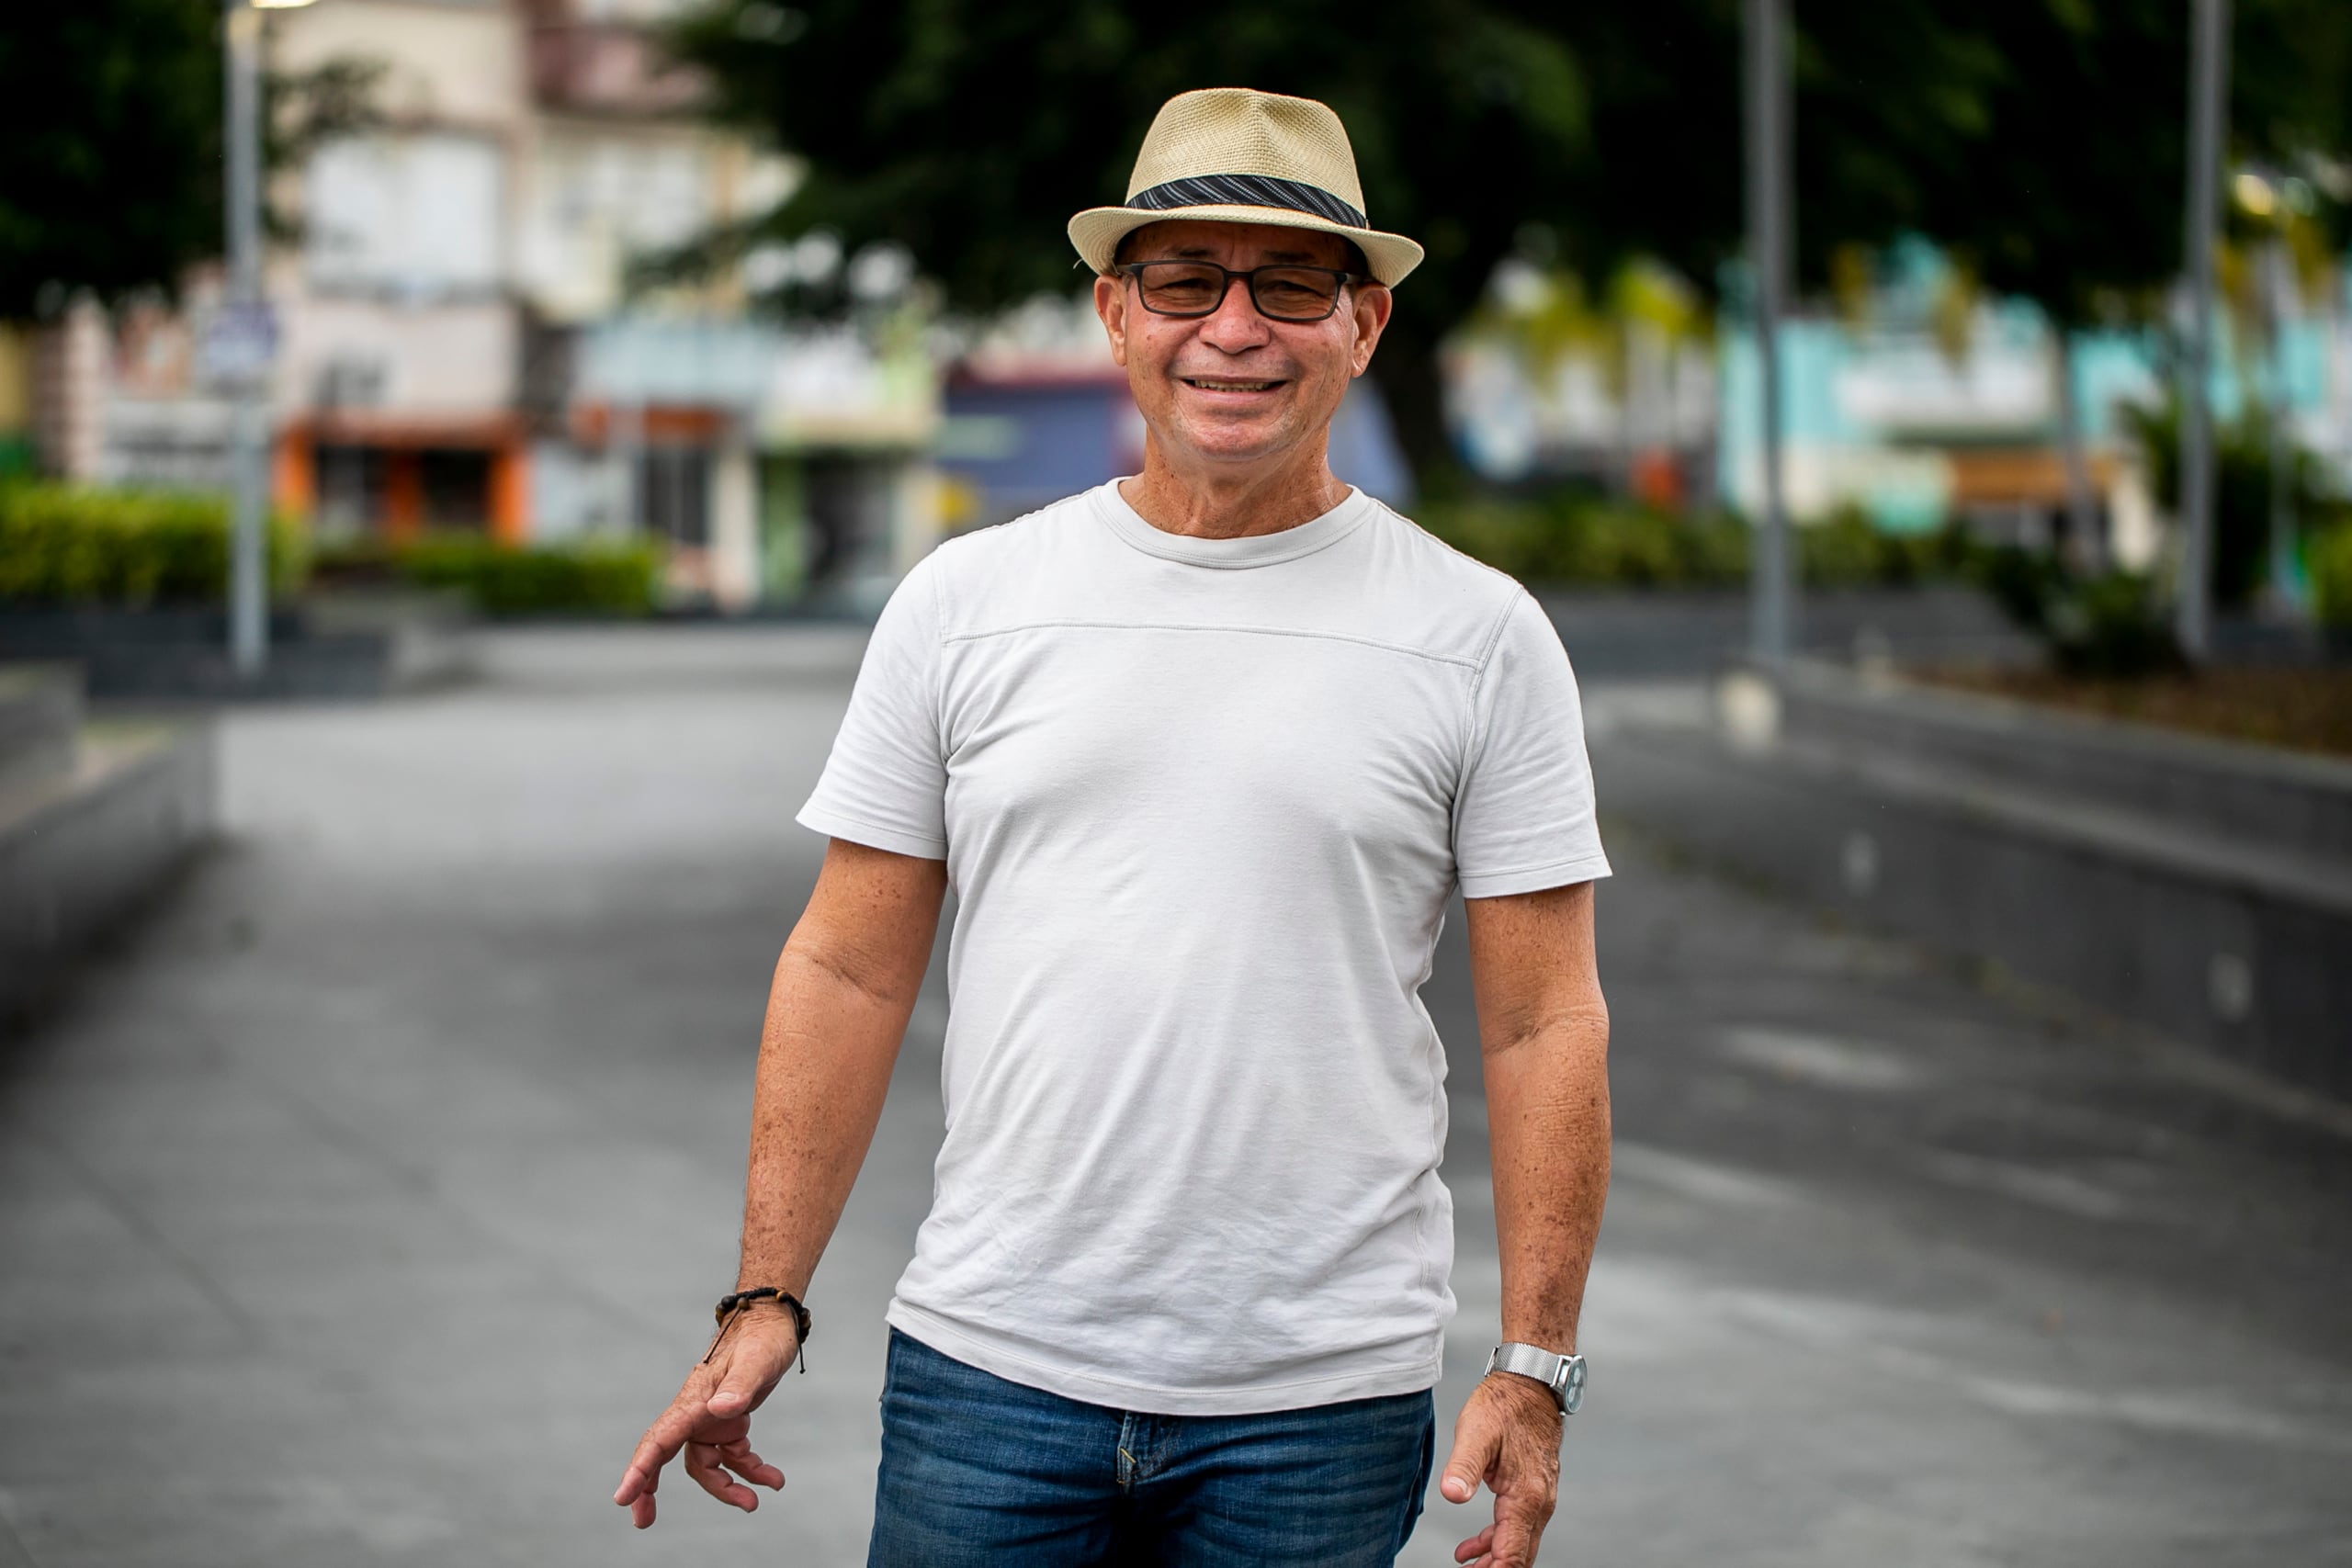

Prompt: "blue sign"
[198,301,280,387]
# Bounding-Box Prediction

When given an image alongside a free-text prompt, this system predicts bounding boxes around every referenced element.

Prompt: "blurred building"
[936,291,1412,532]
[935,297,1142,530]
[1713,240,2352,564]
[40,0,1423,616]
[1444,259,1720,508]
[1443,241,2352,575]
[87,0,941,612]
[1713,243,2161,555]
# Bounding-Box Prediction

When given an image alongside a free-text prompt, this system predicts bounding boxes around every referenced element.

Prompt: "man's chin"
[1163,411,1307,465]
[1180,434,1296,467]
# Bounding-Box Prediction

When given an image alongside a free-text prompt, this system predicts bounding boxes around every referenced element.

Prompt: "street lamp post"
[2263,234,2298,611]
[223,0,265,678]
[221,0,315,680]
[1745,0,1794,665]
[2176,0,2230,660]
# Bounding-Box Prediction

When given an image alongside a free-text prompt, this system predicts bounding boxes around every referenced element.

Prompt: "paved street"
[3,625,2349,1568]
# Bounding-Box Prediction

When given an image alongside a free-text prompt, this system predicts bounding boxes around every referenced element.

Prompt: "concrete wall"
[0,705,213,1024]
[1773,664,2352,863]
[1597,669,2352,1101]
[1540,587,2039,682]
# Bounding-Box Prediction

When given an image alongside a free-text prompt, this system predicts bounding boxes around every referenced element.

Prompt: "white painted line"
[1719,1024,1925,1092]
[1611,1142,1809,1211]
[1918,1150,2131,1222]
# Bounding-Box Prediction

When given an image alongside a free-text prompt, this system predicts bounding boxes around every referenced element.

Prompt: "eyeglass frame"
[1112,259,1375,323]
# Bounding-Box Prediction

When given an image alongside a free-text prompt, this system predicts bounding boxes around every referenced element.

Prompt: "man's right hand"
[611,1305,801,1529]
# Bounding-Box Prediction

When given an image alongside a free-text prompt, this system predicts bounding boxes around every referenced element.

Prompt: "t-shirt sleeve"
[1453,589,1611,898]
[796,552,949,860]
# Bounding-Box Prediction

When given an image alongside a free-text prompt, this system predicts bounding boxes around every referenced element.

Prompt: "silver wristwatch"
[1485,1342,1587,1414]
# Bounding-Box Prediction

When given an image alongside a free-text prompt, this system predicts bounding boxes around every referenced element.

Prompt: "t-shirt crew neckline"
[1092,478,1374,570]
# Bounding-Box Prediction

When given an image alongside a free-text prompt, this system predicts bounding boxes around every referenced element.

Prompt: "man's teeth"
[1188,378,1279,391]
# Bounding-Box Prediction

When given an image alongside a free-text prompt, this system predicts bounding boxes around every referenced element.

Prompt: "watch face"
[1561,1357,1587,1415]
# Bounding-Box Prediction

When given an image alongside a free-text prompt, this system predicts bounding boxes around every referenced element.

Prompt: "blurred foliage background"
[6,0,2351,499]
[0,483,307,606]
[0,480,658,618]
[663,0,2352,487]
[6,0,2352,652]
[0,5,380,318]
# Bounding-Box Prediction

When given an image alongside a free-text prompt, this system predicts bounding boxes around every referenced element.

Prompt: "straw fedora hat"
[1068,88,1424,288]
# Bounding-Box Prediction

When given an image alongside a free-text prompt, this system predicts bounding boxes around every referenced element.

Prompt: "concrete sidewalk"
[2,628,2347,1567]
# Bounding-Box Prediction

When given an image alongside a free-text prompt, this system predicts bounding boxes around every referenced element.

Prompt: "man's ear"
[1349,282,1393,378]
[1093,273,1129,368]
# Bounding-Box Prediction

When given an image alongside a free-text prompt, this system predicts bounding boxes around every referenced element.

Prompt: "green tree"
[1917,1,2187,559]
[671,0,2040,486]
[1541,0,2006,292]
[669,0,2351,498]
[673,0,1599,483]
[0,6,381,318]
[1899,0,2352,568]
[0,2,222,316]
[2237,0,2352,256]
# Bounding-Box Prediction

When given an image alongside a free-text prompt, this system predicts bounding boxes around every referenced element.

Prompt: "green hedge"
[1417,497,1746,585]
[1415,493,1970,590]
[314,535,662,616]
[0,482,305,606]
[2312,525,2352,629]
[2124,399,2340,610]
[1965,542,2186,677]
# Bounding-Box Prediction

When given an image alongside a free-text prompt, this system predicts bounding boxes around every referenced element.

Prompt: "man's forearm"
[1483,1010,1611,1352]
[734,846,945,1296]
[733,940,925,1294]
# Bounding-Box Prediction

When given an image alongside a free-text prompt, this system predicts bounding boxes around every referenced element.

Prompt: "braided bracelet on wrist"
[702,1286,811,1371]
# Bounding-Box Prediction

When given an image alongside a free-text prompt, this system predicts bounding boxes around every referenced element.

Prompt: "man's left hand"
[1440,1372,1563,1567]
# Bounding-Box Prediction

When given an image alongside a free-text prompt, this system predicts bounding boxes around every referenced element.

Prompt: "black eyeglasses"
[1116,261,1366,323]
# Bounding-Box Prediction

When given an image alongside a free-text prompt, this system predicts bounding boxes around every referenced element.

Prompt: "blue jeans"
[868,1329,1435,1566]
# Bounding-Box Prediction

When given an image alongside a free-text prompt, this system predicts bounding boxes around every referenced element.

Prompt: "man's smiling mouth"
[1181,378,1285,392]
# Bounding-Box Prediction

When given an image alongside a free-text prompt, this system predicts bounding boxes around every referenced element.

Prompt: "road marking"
[1918,1150,2130,1221]
[1719,1025,1925,1092]
[1611,1142,1808,1210]
[1716,1287,2352,1452]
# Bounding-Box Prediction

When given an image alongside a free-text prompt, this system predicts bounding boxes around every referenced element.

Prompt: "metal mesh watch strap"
[1485,1342,1587,1413]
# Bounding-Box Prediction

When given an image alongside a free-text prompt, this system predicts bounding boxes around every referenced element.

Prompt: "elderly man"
[614,87,1611,1568]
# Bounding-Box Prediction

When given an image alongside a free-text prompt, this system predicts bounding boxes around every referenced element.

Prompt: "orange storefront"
[276,412,530,544]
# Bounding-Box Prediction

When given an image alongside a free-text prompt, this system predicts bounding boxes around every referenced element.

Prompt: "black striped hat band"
[1126,173,1369,231]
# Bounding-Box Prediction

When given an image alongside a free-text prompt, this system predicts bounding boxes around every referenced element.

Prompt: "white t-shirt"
[797,479,1609,1416]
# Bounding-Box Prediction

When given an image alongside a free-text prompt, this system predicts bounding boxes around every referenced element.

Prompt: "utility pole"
[2263,235,2299,611]
[224,0,268,678]
[2176,0,2230,660]
[218,0,317,676]
[1745,0,1793,664]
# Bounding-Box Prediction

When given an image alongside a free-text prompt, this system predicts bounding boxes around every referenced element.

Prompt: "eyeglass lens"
[1127,263,1347,322]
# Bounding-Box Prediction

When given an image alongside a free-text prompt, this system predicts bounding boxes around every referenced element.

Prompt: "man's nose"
[1195,275,1272,351]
